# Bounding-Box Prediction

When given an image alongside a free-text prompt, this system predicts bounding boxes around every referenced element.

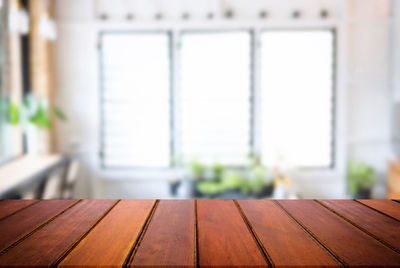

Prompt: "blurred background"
[0,0,399,199]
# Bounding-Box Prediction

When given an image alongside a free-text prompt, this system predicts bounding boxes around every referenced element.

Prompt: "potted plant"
[11,94,66,155]
[169,155,183,197]
[195,164,249,199]
[247,153,274,198]
[347,161,374,199]
[249,165,274,198]
[188,159,207,197]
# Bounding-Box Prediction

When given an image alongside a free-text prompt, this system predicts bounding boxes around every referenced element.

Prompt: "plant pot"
[252,183,274,198]
[25,124,49,155]
[168,179,181,197]
[354,187,371,199]
[216,190,247,200]
[190,180,204,198]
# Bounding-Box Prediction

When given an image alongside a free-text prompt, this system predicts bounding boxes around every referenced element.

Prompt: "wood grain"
[130,200,195,268]
[197,200,268,267]
[0,200,117,266]
[278,200,400,266]
[59,200,155,268]
[0,200,77,251]
[357,200,400,221]
[0,200,38,220]
[319,200,400,252]
[238,200,340,267]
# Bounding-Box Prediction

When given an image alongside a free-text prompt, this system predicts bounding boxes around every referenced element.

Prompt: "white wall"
[346,0,394,197]
[53,0,396,198]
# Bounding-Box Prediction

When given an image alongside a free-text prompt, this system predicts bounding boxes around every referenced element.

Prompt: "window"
[179,32,251,165]
[260,31,334,167]
[99,30,335,169]
[100,32,171,168]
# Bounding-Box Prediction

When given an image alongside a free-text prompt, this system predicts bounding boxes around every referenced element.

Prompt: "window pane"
[101,33,170,168]
[261,31,334,167]
[180,32,251,165]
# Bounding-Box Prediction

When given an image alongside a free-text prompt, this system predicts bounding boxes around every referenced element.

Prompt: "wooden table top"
[0,199,399,267]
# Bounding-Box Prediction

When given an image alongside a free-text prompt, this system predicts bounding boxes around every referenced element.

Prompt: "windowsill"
[97,166,343,182]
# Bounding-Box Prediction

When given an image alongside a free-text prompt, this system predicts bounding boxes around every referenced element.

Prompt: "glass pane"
[180,32,251,165]
[101,33,171,168]
[261,31,334,167]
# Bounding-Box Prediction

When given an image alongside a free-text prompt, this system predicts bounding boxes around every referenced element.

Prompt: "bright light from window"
[180,32,251,165]
[101,33,171,168]
[261,31,334,167]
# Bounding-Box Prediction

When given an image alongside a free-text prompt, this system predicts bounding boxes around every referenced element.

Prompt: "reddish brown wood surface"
[0,199,37,220]
[59,200,155,267]
[0,199,77,251]
[0,200,117,266]
[0,199,399,267]
[358,199,400,221]
[197,200,268,267]
[238,200,340,267]
[319,200,400,252]
[278,200,400,266]
[130,200,195,268]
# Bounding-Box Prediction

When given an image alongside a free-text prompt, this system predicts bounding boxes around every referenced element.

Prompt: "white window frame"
[95,20,346,182]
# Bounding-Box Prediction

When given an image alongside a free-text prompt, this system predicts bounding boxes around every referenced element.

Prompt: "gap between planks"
[194,200,199,268]
[0,200,41,222]
[233,200,274,267]
[314,200,400,255]
[124,200,160,267]
[53,200,121,266]
[0,200,81,256]
[274,200,347,267]
[355,200,400,223]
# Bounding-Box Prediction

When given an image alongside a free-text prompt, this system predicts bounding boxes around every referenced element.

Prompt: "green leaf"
[197,181,224,196]
[30,103,52,129]
[189,160,206,180]
[9,103,19,125]
[347,161,374,195]
[52,106,67,121]
[221,171,246,191]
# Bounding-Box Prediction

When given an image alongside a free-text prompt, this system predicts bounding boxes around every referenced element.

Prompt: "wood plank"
[130,200,195,268]
[0,200,38,220]
[278,200,400,266]
[0,200,77,251]
[319,200,400,252]
[357,200,400,221]
[238,200,340,267]
[0,200,117,267]
[59,200,155,268]
[197,200,268,267]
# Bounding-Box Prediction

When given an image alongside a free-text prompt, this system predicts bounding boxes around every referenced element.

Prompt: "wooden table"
[0,200,399,267]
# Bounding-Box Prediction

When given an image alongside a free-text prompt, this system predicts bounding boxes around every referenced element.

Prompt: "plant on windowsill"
[9,94,67,155]
[347,161,374,199]
[169,155,183,197]
[193,153,275,199]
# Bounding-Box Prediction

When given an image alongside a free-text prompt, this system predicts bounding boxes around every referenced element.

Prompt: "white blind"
[179,32,251,165]
[260,31,334,167]
[101,33,171,168]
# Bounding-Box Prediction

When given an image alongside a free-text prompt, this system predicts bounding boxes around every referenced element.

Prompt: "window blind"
[260,30,334,167]
[179,32,252,165]
[100,32,171,168]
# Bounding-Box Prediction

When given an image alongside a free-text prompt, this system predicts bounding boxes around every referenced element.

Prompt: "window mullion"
[252,28,262,159]
[171,29,181,165]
